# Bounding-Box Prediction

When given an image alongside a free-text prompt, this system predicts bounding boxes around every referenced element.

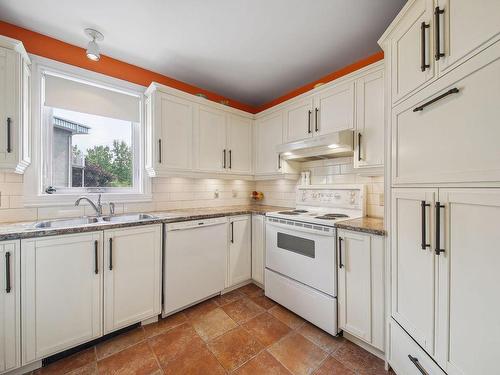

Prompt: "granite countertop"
[0,205,290,241]
[335,217,386,236]
[0,205,385,240]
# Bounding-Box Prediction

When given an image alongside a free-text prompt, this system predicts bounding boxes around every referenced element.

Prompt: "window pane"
[48,107,134,188]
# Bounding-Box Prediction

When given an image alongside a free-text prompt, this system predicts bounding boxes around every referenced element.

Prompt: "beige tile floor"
[31,284,391,375]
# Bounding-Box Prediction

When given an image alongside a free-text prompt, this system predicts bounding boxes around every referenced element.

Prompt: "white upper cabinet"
[21,232,103,363]
[391,188,438,355]
[254,111,283,175]
[315,81,355,135]
[391,41,500,185]
[389,0,435,104]
[354,69,384,169]
[436,0,500,74]
[227,114,252,174]
[284,97,314,142]
[103,225,162,334]
[196,105,227,173]
[227,215,251,287]
[0,37,31,174]
[0,240,20,374]
[436,189,500,375]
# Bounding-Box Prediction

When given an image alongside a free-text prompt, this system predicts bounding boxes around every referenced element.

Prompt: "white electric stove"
[264,184,366,335]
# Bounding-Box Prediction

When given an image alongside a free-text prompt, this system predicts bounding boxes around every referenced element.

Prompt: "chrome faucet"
[75,194,104,217]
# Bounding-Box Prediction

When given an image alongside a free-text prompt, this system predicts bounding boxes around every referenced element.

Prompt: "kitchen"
[0,1,498,374]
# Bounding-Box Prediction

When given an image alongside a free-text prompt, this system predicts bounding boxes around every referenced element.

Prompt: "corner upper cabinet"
[226,114,253,174]
[389,0,435,104]
[354,69,384,169]
[0,36,31,174]
[0,240,20,374]
[254,111,283,175]
[145,86,194,177]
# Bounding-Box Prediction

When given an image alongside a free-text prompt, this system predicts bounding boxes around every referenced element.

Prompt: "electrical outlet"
[232,190,237,198]
[214,189,219,199]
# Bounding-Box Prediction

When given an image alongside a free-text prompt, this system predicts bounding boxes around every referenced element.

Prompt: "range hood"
[276,130,354,161]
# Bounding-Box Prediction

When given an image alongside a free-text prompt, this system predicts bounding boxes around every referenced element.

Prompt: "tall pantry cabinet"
[379,1,500,374]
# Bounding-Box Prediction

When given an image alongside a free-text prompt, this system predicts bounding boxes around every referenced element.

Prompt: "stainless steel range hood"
[276,130,354,161]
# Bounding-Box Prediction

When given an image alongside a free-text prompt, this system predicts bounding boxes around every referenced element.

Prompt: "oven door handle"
[266,219,335,236]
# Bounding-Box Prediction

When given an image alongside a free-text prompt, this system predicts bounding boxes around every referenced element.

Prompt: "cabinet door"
[392,42,500,185]
[284,97,313,142]
[254,112,283,175]
[337,230,385,350]
[0,240,20,373]
[196,106,227,172]
[390,0,435,103]
[227,114,252,174]
[21,232,103,363]
[104,225,162,334]
[251,214,265,285]
[436,189,500,375]
[0,47,18,169]
[355,70,384,169]
[315,81,355,135]
[391,188,437,355]
[228,216,251,287]
[437,0,500,75]
[156,93,193,171]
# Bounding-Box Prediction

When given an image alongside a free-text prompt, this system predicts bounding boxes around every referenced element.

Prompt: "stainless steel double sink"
[33,213,156,229]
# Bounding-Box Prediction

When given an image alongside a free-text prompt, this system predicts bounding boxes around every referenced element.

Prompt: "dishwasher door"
[163,217,228,316]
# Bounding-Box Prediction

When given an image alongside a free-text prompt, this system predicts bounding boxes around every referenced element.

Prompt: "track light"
[84,28,104,61]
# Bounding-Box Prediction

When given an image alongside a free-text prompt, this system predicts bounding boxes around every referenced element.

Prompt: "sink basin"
[34,217,99,229]
[101,213,156,223]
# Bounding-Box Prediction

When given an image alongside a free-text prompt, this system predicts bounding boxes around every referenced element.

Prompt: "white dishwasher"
[163,217,228,316]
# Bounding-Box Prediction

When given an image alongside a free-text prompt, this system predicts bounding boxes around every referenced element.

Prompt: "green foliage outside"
[73,140,133,187]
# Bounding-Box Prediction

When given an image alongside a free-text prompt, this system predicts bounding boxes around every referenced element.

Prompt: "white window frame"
[24,55,152,207]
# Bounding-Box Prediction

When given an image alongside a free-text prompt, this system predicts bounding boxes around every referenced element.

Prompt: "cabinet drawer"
[389,319,445,375]
[391,40,500,184]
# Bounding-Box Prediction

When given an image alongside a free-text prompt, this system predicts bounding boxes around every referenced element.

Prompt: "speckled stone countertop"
[0,205,290,241]
[335,217,386,236]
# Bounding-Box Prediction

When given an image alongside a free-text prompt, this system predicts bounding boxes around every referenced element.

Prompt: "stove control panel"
[297,186,364,209]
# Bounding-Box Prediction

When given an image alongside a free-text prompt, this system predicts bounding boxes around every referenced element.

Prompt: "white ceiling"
[0,0,405,107]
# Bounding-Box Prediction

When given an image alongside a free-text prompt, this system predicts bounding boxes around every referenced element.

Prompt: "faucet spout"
[75,194,103,217]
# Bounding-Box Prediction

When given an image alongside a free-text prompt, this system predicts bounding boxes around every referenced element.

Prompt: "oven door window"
[277,232,315,258]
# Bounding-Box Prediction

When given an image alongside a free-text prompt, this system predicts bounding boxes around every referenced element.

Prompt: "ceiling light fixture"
[84,28,104,61]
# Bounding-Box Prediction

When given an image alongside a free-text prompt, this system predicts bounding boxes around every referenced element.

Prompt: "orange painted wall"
[0,20,383,115]
[256,51,384,112]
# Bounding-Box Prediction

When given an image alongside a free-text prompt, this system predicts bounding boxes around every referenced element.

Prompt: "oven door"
[265,219,337,296]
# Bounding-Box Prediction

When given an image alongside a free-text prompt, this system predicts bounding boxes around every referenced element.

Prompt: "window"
[40,69,145,196]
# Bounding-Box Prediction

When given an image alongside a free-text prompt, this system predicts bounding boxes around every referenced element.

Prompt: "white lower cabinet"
[0,240,20,374]
[251,214,265,285]
[21,232,103,364]
[337,230,384,351]
[227,215,251,287]
[103,225,162,334]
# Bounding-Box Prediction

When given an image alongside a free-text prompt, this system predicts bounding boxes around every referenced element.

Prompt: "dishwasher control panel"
[165,216,228,231]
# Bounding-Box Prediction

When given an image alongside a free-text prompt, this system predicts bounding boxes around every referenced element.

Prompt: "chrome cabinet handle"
[109,238,113,270]
[338,237,344,268]
[223,149,226,169]
[230,221,234,243]
[228,150,232,169]
[94,240,99,274]
[158,139,162,163]
[357,133,362,161]
[307,110,312,134]
[314,108,319,132]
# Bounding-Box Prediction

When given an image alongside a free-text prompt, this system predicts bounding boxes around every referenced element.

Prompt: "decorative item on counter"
[251,191,264,201]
